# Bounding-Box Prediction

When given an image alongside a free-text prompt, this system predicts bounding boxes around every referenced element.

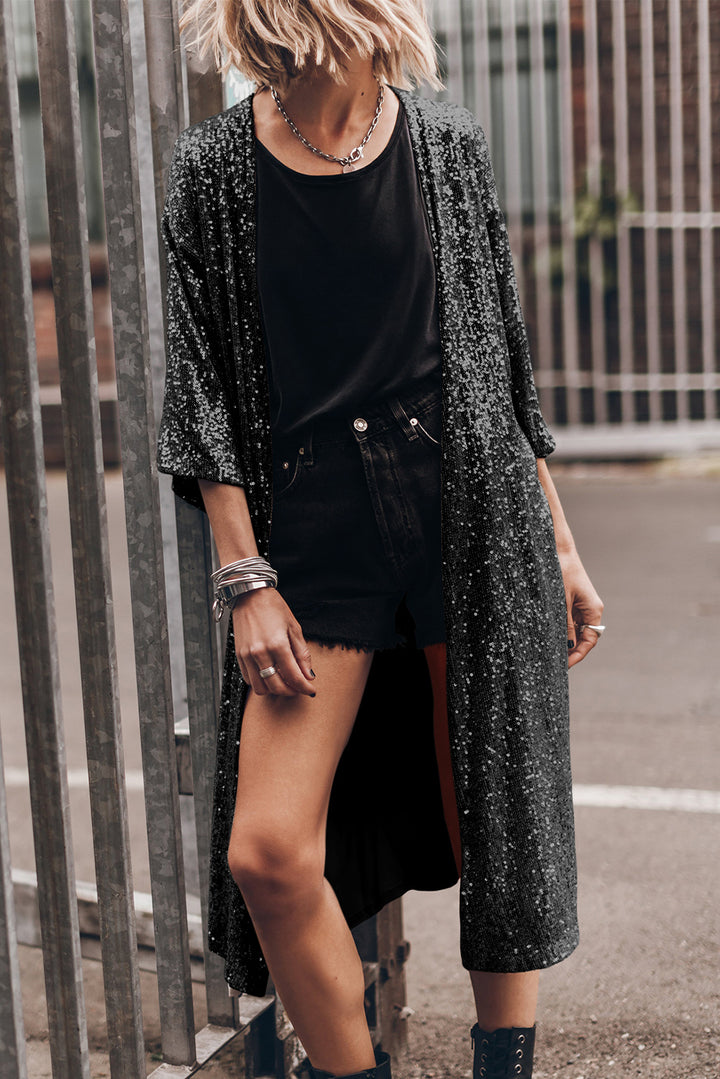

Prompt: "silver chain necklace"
[269,74,384,174]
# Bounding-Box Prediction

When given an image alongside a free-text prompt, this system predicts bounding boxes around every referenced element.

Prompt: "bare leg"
[468,970,539,1030]
[424,643,540,1032]
[228,641,377,1074]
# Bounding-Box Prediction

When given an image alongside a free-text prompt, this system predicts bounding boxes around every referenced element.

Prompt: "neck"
[272,50,381,139]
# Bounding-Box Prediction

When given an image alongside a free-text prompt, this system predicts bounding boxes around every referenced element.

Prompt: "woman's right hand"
[231,587,317,698]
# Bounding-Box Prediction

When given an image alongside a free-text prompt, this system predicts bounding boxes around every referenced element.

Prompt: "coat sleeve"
[473,123,557,459]
[156,133,245,512]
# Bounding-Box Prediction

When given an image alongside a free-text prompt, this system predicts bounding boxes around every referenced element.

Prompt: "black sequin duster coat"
[157,86,579,996]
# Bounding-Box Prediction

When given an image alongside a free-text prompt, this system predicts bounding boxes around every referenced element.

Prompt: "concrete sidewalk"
[2,459,719,1077]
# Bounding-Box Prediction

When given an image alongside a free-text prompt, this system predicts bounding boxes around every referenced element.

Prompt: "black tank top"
[254,95,442,439]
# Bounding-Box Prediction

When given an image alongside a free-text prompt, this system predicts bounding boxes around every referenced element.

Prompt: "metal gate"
[427,0,720,455]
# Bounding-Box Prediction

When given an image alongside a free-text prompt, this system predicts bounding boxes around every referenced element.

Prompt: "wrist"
[212,556,278,621]
[555,533,578,557]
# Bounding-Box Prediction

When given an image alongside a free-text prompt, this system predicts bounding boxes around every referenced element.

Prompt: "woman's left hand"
[557,547,605,669]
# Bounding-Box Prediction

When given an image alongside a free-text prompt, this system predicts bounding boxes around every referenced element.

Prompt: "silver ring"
[259,665,277,679]
[580,624,605,637]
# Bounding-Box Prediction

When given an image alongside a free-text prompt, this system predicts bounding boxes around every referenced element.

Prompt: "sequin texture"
[157,86,579,996]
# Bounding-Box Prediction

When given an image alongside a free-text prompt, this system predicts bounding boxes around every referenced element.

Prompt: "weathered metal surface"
[0,3,91,1076]
[143,0,239,1029]
[89,0,196,1064]
[32,1,146,1073]
[0,732,28,1079]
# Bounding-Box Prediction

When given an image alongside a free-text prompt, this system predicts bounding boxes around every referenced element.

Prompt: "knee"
[227,823,325,911]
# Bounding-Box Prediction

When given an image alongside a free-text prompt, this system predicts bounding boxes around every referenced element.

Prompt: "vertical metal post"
[0,729,28,1079]
[32,0,146,1074]
[0,3,90,1076]
[472,0,493,142]
[696,0,716,422]
[640,0,662,422]
[441,0,465,104]
[89,0,196,1063]
[528,0,555,414]
[499,0,526,305]
[143,0,238,1026]
[612,0,634,424]
[668,0,688,420]
[558,0,581,424]
[582,0,608,423]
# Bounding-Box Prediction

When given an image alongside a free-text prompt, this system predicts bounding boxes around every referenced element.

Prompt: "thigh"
[230,641,375,852]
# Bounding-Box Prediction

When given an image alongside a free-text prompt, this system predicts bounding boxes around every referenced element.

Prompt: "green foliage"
[544,162,641,296]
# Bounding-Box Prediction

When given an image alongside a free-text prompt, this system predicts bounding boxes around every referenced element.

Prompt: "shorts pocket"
[410,401,442,447]
[272,449,303,500]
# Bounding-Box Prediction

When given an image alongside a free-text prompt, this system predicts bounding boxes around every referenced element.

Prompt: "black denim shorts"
[268,373,446,653]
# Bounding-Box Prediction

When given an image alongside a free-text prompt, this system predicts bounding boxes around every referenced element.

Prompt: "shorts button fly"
[353,417,368,432]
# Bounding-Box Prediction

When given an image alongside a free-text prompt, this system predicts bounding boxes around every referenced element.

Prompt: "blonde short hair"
[179,0,444,93]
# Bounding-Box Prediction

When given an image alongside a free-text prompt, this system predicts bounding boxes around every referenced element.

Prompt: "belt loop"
[389,396,420,441]
[300,426,314,466]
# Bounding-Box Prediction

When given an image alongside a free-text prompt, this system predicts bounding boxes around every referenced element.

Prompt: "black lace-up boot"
[307,1046,391,1079]
[470,1022,536,1078]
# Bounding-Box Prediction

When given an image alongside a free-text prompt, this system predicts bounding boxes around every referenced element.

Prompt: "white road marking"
[3,769,720,813]
[572,783,720,814]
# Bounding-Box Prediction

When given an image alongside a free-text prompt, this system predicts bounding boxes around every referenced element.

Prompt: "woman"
[157,2,605,1078]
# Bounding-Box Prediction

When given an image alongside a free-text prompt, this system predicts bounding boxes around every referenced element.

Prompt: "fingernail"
[567,639,574,649]
[310,691,316,698]
[310,668,316,678]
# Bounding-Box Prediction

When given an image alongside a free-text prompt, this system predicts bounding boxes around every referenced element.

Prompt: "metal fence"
[2,0,719,1074]
[0,1,409,1076]
[426,0,720,455]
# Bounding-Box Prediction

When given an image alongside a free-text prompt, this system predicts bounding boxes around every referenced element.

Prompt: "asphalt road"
[1,460,718,1078]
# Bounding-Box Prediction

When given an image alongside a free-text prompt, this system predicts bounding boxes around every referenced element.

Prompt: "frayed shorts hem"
[302,629,406,654]
[302,627,446,655]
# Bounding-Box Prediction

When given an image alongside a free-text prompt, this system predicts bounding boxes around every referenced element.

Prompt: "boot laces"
[472,1026,528,1077]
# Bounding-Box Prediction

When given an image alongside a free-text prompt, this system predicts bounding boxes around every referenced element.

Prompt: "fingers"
[567,621,603,668]
[566,609,576,651]
[287,620,316,685]
[568,628,597,668]
[244,631,316,699]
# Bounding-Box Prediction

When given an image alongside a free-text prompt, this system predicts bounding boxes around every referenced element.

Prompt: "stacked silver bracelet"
[211,556,278,621]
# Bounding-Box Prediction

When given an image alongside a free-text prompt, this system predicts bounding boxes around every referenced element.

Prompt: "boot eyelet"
[515,1048,523,1057]
[517,1034,525,1044]
[481,1038,489,1047]
[479,1053,486,1062]
[514,1065,522,1074]
[478,1069,486,1077]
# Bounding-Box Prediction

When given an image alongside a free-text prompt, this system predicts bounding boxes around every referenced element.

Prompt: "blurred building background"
[10,0,720,465]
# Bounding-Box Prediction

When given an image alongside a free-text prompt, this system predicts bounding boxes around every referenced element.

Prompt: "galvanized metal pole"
[499,0,526,311]
[32,0,146,1074]
[528,0,555,418]
[471,0,492,143]
[612,0,635,425]
[0,728,28,1079]
[557,0,581,424]
[696,0,716,423]
[143,0,237,1026]
[89,0,196,1063]
[582,0,608,424]
[0,3,91,1075]
[640,0,662,423]
[668,0,688,421]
